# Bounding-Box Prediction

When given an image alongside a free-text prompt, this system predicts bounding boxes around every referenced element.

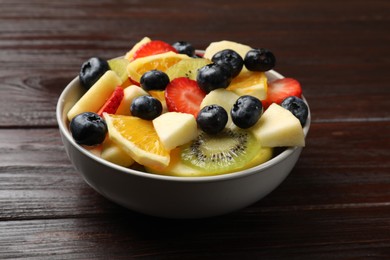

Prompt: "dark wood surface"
[1,0,390,258]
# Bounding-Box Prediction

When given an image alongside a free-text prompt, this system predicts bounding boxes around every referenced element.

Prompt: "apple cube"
[251,103,305,147]
[115,85,148,116]
[153,112,198,151]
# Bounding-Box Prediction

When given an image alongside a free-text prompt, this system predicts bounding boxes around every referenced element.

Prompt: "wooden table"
[1,0,389,258]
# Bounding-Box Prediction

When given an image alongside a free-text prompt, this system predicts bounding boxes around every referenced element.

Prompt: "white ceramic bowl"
[57,69,310,219]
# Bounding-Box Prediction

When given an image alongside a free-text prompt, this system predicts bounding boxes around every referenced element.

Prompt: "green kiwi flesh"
[180,128,262,175]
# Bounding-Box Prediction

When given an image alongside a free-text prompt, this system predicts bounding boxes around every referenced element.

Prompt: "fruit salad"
[66,37,309,177]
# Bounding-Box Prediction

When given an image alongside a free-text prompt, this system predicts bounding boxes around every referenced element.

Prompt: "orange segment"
[126,51,191,83]
[227,71,268,100]
[104,113,170,168]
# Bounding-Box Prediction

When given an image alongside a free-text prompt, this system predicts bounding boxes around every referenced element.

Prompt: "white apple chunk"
[115,85,148,116]
[200,88,239,129]
[153,112,198,151]
[67,70,121,121]
[251,103,305,147]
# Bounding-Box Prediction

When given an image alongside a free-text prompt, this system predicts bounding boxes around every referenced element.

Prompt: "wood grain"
[1,0,390,258]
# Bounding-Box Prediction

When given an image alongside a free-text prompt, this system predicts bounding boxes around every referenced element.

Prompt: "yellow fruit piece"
[127,51,191,83]
[204,40,252,75]
[149,90,167,113]
[227,71,268,100]
[67,70,121,121]
[251,103,305,147]
[124,37,151,61]
[204,40,252,60]
[108,58,130,84]
[115,85,148,116]
[101,137,134,167]
[145,148,201,177]
[104,113,170,168]
[153,112,198,151]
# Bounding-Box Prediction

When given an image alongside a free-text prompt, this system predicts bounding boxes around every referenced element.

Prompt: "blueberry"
[231,95,263,129]
[196,105,228,135]
[212,49,244,78]
[79,57,109,89]
[130,95,162,120]
[172,41,195,57]
[244,48,276,72]
[280,96,309,126]
[196,63,233,93]
[140,70,170,91]
[70,112,107,146]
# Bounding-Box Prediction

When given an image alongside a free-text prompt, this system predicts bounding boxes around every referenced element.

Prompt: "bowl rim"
[56,68,310,183]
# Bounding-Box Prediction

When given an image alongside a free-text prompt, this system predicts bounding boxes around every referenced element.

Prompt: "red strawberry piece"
[262,78,302,109]
[165,77,206,118]
[97,86,124,116]
[132,40,177,60]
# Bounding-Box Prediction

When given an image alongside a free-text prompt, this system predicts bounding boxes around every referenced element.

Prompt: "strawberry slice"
[262,78,302,109]
[165,77,206,117]
[132,40,177,60]
[97,86,124,116]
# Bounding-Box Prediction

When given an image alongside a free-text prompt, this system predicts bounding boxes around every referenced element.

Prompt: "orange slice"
[124,37,151,61]
[227,71,268,100]
[126,51,191,83]
[104,113,170,168]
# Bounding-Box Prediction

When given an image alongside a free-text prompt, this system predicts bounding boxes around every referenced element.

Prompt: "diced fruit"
[172,41,195,57]
[231,95,263,129]
[67,70,121,121]
[149,90,167,114]
[244,48,276,72]
[127,51,191,83]
[130,95,163,120]
[132,40,178,60]
[153,112,198,151]
[79,57,110,90]
[204,40,252,76]
[280,96,309,126]
[227,70,268,100]
[97,86,124,116]
[104,113,170,168]
[196,105,228,135]
[101,137,134,167]
[204,40,252,61]
[212,49,244,78]
[108,58,131,84]
[165,58,211,81]
[70,112,107,146]
[125,37,151,61]
[251,103,305,147]
[165,77,206,117]
[262,78,302,109]
[200,88,240,128]
[140,70,170,91]
[145,148,202,177]
[115,85,148,116]
[196,63,233,93]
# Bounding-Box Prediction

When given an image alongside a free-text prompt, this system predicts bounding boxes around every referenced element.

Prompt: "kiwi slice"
[165,58,211,81]
[181,128,271,175]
